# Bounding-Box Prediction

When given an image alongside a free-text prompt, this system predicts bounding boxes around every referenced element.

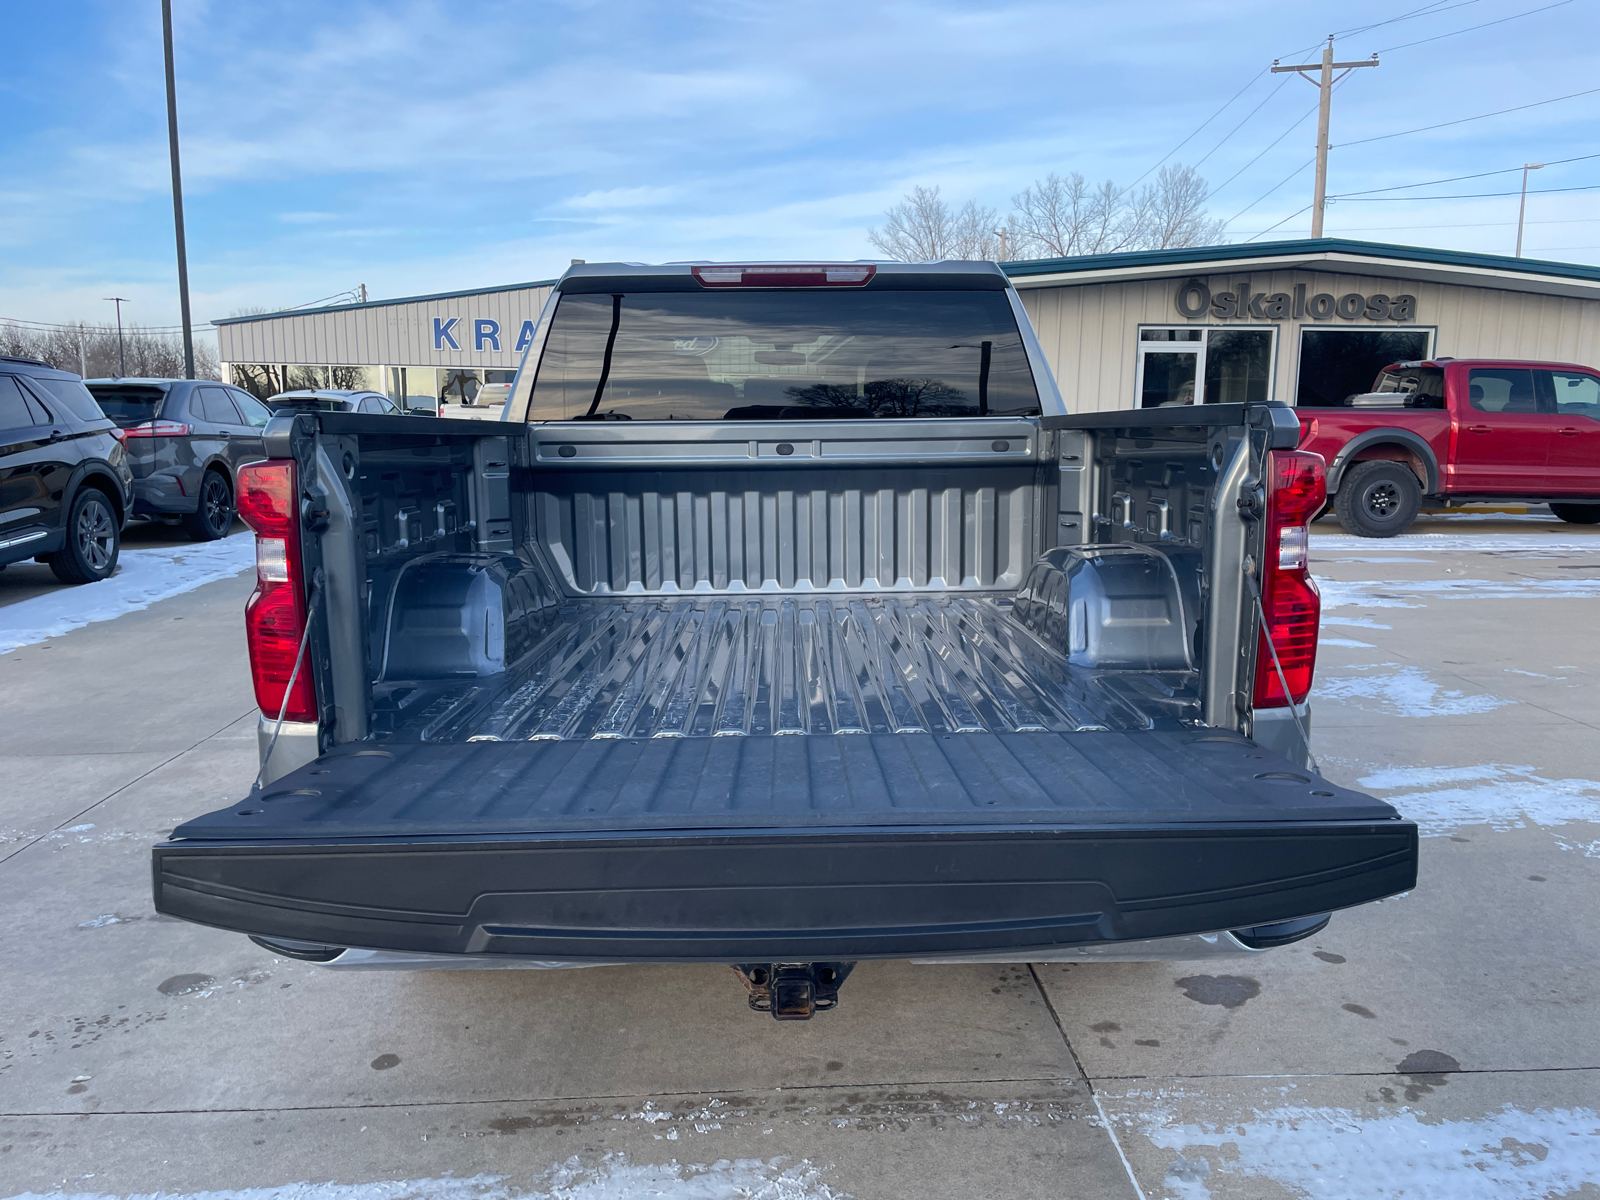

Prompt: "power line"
[1333,0,1482,39]
[1329,151,1600,198]
[1244,204,1314,243]
[1376,0,1573,52]
[1338,184,1600,204]
[1333,183,1600,201]
[1208,102,1321,198]
[1227,158,1316,223]
[1192,75,1294,170]
[1124,71,1269,192]
[1335,86,1600,148]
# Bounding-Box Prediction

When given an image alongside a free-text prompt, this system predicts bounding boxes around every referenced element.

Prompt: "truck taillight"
[237,461,316,723]
[1252,449,1326,709]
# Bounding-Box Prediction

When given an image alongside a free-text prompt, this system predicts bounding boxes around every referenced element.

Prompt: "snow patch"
[1137,1102,1600,1199]
[1320,616,1391,629]
[1,1156,846,1200]
[0,534,254,654]
[1319,637,1374,648]
[1320,577,1600,609]
[1358,763,1600,834]
[1315,666,1512,717]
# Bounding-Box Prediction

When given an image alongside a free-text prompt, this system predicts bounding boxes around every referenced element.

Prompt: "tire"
[1549,502,1600,525]
[1334,460,1421,538]
[49,488,120,584]
[183,470,235,541]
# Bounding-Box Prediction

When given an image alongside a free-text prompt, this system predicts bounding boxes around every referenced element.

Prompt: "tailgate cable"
[252,569,325,794]
[1245,569,1320,775]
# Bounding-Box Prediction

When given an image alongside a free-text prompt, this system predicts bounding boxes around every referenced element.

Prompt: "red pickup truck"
[1298,358,1600,536]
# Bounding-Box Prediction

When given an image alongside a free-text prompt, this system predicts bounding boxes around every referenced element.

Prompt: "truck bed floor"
[375,594,1199,745]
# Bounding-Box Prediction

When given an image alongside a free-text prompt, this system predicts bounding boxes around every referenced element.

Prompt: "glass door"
[1137,329,1201,407]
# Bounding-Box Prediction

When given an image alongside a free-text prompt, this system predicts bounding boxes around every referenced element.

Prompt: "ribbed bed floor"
[375,594,1202,745]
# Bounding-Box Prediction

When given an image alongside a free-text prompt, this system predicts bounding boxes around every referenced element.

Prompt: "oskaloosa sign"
[1175,279,1417,322]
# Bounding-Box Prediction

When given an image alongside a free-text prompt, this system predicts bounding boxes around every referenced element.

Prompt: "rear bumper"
[275,927,1273,971]
[152,820,1416,964]
[132,472,200,515]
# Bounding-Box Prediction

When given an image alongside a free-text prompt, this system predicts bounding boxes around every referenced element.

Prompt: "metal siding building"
[1010,241,1600,414]
[213,240,1600,413]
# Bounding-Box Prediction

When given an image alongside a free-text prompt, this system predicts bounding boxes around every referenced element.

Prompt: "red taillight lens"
[1253,450,1327,709]
[692,264,876,287]
[237,460,316,723]
[122,420,192,437]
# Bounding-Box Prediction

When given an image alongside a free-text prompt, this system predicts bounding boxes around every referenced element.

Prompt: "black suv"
[0,356,134,584]
[85,378,272,541]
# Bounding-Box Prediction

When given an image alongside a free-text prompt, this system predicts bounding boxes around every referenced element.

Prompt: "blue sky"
[2,0,1595,330]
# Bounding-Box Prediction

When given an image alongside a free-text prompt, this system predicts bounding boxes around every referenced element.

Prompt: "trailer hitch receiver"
[733,962,855,1020]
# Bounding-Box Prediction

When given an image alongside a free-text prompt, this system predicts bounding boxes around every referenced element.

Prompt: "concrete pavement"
[1,511,1598,1198]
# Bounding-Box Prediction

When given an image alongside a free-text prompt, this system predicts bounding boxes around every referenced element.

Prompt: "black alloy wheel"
[1334,460,1422,538]
[49,488,120,584]
[1549,502,1600,525]
[183,471,235,542]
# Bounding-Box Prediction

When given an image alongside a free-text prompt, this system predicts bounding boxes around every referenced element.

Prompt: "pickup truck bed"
[155,264,1416,991]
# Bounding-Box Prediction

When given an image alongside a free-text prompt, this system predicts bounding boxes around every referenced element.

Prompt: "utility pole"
[359,283,368,303]
[76,323,86,377]
[1273,38,1379,238]
[1516,163,1544,257]
[994,228,1008,261]
[104,298,128,378]
[161,0,196,380]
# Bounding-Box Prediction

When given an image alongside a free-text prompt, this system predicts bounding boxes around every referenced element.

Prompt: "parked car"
[439,382,510,420]
[265,389,402,416]
[154,261,1416,1020]
[1298,357,1600,536]
[86,377,273,541]
[1,355,133,583]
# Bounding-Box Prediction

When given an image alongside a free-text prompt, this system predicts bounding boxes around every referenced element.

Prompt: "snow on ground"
[1319,577,1600,608]
[1314,664,1513,718]
[1133,1098,1600,1200]
[1312,532,1600,554]
[1,1155,847,1200]
[1357,763,1600,837]
[0,534,254,655]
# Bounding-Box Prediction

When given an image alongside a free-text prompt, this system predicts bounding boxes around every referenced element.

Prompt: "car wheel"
[49,488,121,584]
[1549,502,1600,525]
[183,470,235,541]
[1334,461,1421,538]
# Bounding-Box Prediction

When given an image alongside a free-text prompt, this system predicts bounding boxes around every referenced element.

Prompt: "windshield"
[527,289,1040,421]
[86,384,167,427]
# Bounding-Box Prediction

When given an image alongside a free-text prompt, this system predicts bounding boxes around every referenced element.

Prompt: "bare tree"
[1126,165,1227,251]
[869,186,1003,261]
[870,163,1228,263]
[1009,173,1144,258]
[0,321,218,380]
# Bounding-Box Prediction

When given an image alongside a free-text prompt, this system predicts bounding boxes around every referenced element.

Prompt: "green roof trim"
[212,277,560,326]
[999,237,1600,284]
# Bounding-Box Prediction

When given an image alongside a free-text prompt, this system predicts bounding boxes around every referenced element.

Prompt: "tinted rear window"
[527,289,1040,421]
[30,377,108,423]
[87,384,168,427]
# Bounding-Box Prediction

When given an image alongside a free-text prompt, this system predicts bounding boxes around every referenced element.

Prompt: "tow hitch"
[732,962,855,1020]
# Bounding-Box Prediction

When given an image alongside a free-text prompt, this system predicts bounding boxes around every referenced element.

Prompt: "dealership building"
[213,238,1600,413]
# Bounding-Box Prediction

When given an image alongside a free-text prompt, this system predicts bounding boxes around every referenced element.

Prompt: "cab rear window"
[527,289,1040,421]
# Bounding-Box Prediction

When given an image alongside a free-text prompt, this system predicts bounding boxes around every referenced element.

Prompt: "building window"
[1137,326,1274,408]
[1296,328,1433,407]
